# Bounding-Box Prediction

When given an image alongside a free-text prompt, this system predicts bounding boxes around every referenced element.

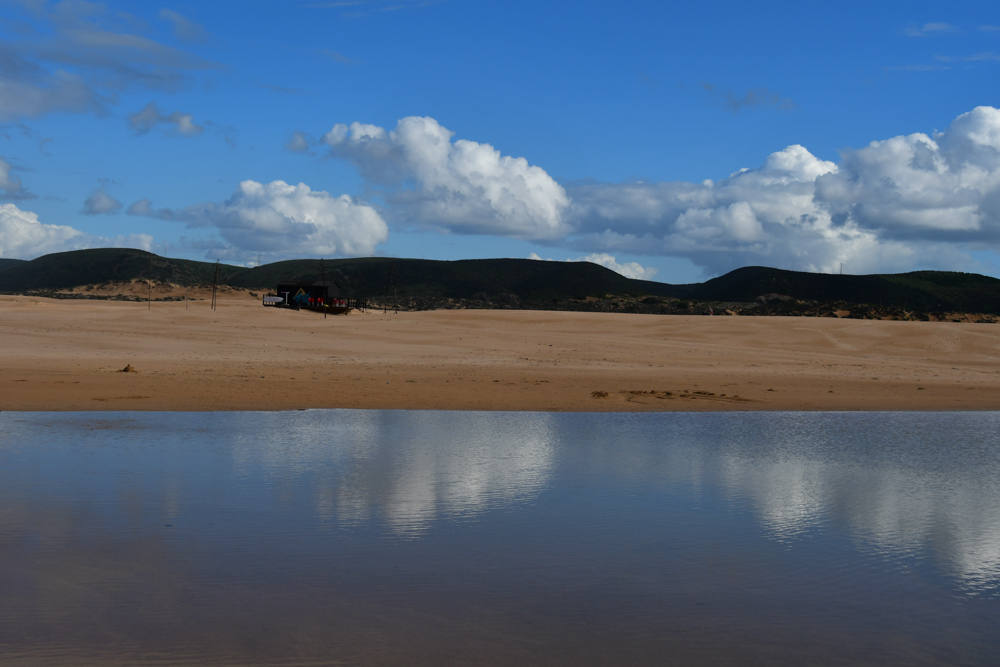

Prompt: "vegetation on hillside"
[1,248,999,319]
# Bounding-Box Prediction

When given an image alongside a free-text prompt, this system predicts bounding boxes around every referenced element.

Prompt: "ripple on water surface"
[0,410,998,665]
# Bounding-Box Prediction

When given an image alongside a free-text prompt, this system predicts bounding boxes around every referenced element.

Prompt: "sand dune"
[2,294,999,412]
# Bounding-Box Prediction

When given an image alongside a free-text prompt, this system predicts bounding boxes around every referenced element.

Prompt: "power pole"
[320,258,327,319]
[147,255,152,310]
[384,264,398,314]
[211,260,220,311]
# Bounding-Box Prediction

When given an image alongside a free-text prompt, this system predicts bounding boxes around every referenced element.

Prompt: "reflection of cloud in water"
[4,411,995,594]
[679,413,1000,594]
[717,458,828,541]
[229,410,556,536]
[561,411,1000,594]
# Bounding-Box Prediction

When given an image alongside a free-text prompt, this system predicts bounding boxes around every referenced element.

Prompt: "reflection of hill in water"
[230,411,557,536]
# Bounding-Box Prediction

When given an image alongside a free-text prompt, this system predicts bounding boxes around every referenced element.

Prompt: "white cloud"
[0,202,84,258]
[0,202,152,259]
[128,102,203,135]
[566,109,1000,275]
[567,144,870,275]
[323,116,571,239]
[315,108,1000,277]
[528,252,659,281]
[128,179,389,262]
[81,185,122,215]
[817,106,1000,241]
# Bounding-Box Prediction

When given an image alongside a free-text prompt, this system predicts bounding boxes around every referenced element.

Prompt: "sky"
[1,0,1000,284]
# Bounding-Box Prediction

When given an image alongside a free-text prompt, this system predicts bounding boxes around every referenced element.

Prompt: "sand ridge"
[1,294,999,412]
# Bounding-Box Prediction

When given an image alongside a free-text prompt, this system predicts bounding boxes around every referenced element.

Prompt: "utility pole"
[320,258,327,319]
[147,255,152,310]
[384,264,398,314]
[211,260,220,311]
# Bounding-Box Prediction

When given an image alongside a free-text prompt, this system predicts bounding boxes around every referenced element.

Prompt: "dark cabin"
[275,280,341,306]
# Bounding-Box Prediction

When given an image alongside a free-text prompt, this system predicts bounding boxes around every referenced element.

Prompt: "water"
[1,411,998,665]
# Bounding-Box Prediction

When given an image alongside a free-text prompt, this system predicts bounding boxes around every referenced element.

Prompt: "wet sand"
[2,293,999,412]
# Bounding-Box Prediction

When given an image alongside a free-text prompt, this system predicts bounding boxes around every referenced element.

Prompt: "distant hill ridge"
[1,248,999,315]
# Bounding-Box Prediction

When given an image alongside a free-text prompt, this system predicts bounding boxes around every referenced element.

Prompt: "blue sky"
[2,0,1000,283]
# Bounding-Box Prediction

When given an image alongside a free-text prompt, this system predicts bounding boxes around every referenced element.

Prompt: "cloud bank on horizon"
[6,105,1000,278]
[299,106,999,277]
[0,202,152,259]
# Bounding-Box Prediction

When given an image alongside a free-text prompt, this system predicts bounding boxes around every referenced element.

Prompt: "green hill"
[232,256,680,301]
[0,249,681,301]
[0,249,222,291]
[1,248,999,315]
[685,266,1000,313]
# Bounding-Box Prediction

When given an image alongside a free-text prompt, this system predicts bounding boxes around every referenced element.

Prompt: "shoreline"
[3,294,999,413]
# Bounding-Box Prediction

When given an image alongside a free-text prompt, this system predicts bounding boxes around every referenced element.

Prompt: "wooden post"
[320,258,327,319]
[211,260,220,311]
[384,264,398,314]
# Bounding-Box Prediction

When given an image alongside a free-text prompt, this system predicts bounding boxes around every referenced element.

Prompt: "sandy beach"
[2,292,999,412]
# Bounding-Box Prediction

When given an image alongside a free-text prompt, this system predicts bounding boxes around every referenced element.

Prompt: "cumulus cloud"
[568,147,944,275]
[81,185,122,215]
[528,252,659,280]
[128,102,203,135]
[817,106,1000,240]
[0,203,84,258]
[0,202,152,259]
[128,180,389,262]
[314,107,1000,277]
[322,116,571,239]
[566,107,1000,275]
[816,107,1000,248]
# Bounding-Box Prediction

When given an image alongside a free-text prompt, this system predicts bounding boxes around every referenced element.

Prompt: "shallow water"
[1,410,998,665]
